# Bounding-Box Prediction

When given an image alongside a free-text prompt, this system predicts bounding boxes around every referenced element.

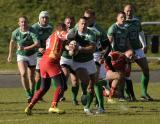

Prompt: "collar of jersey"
[38,22,52,28]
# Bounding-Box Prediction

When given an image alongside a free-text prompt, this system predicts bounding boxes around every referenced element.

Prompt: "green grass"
[0,83,160,124]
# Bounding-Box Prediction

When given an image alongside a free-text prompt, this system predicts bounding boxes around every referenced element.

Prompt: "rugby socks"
[28,88,46,109]
[25,89,32,99]
[94,81,104,109]
[30,88,35,98]
[141,74,149,96]
[109,86,116,98]
[51,85,62,108]
[71,85,79,101]
[125,79,135,98]
[85,91,94,108]
[81,82,87,95]
[35,79,41,91]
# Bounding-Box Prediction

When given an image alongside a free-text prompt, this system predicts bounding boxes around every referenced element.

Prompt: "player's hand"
[142,46,147,53]
[38,48,45,54]
[68,40,79,56]
[7,55,12,63]
[17,44,24,50]
[124,49,133,58]
[99,58,104,64]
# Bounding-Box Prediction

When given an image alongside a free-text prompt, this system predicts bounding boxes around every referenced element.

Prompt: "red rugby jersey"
[105,51,127,71]
[42,31,67,61]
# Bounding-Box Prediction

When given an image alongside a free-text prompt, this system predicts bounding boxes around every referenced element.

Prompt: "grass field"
[0,83,160,124]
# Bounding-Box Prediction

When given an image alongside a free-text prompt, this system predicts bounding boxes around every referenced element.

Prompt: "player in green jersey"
[7,16,39,103]
[60,16,80,105]
[83,9,111,113]
[107,11,133,102]
[124,4,153,101]
[32,11,53,101]
[67,17,105,115]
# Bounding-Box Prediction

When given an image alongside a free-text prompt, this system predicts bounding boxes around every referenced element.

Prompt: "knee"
[20,71,27,78]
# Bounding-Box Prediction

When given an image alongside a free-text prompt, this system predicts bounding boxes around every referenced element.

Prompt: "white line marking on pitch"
[0,118,31,122]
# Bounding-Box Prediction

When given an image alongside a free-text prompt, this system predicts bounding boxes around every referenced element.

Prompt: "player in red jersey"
[104,50,133,103]
[25,23,68,115]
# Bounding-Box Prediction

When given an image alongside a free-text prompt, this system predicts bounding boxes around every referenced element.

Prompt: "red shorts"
[39,58,62,78]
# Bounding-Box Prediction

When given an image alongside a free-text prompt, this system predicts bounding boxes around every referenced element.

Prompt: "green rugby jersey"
[67,28,96,62]
[11,27,39,56]
[61,48,73,59]
[32,22,53,57]
[107,23,129,52]
[124,17,142,50]
[87,23,108,51]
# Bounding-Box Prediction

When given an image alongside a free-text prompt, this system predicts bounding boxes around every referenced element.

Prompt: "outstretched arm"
[7,40,16,63]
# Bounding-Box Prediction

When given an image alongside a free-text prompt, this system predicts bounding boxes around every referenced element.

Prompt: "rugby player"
[7,16,39,103]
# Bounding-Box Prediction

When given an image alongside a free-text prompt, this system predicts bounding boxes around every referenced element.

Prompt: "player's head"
[55,23,67,39]
[39,11,49,26]
[18,16,29,30]
[55,23,67,32]
[64,16,75,30]
[124,4,133,19]
[78,17,88,33]
[84,9,96,26]
[116,11,126,25]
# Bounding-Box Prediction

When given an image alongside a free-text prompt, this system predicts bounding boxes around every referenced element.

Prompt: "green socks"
[94,80,104,109]
[85,92,94,108]
[141,74,149,96]
[25,89,32,99]
[35,79,41,91]
[71,85,79,101]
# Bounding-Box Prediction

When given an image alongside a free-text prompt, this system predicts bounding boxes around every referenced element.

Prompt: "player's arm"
[7,39,16,62]
[19,41,39,51]
[108,36,114,43]
[18,32,39,50]
[138,22,147,52]
[107,25,115,43]
[104,56,116,72]
[78,42,96,54]
[139,31,147,52]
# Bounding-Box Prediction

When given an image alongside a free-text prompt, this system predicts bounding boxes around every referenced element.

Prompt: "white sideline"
[0,118,31,122]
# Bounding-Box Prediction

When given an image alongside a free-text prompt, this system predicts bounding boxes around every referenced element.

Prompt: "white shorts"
[73,59,97,75]
[17,53,37,66]
[99,64,106,80]
[60,56,73,68]
[36,57,42,70]
[134,49,145,59]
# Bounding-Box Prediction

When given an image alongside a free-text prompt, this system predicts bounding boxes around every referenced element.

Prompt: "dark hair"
[117,11,126,17]
[84,9,95,16]
[65,16,75,21]
[79,16,88,21]
[55,23,67,32]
